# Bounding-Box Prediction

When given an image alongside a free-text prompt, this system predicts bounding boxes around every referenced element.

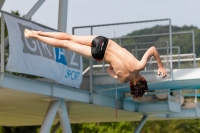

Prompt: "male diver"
[24,29,167,100]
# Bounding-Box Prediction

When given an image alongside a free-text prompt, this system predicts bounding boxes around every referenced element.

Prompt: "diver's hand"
[157,67,167,78]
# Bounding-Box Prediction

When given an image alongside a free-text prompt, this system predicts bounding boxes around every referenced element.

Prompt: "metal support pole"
[168,89,170,102]
[119,38,122,46]
[179,90,181,104]
[178,46,180,69]
[134,115,148,133]
[1,14,5,73]
[192,31,196,68]
[24,0,46,19]
[39,100,60,133]
[195,88,197,108]
[0,0,5,9]
[58,99,72,133]
[115,88,118,118]
[102,62,105,73]
[58,0,68,32]
[89,27,94,103]
[166,41,169,69]
[89,59,93,103]
[135,44,138,59]
[169,19,173,80]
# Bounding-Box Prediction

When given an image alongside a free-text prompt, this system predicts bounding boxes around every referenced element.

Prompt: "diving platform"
[0,68,200,126]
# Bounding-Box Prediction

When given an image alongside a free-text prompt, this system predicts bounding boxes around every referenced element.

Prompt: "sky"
[1,0,200,34]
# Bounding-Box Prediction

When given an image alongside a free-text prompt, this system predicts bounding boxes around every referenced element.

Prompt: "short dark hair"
[129,77,148,100]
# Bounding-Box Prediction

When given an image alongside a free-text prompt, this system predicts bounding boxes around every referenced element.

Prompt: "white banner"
[2,11,83,88]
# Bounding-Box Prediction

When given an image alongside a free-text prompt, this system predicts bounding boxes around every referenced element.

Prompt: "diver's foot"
[24,29,33,38]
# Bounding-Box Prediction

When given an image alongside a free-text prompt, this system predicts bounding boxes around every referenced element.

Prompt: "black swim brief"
[91,36,108,62]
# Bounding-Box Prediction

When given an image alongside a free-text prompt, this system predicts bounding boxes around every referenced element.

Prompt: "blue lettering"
[71,71,75,80]
[65,69,80,81]
[55,48,67,66]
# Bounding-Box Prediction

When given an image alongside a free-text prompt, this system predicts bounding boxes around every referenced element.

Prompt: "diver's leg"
[24,29,93,59]
[25,29,96,47]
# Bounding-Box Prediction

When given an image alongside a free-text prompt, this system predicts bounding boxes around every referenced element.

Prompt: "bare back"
[104,40,140,83]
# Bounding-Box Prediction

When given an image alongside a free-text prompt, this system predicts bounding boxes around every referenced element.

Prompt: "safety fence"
[73,19,172,75]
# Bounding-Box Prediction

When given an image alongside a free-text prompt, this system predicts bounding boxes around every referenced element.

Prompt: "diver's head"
[129,74,148,100]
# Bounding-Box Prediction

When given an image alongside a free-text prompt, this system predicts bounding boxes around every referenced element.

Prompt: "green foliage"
[174,119,200,133]
[1,120,200,133]
[125,25,200,58]
[0,126,39,133]
[70,122,133,133]
[11,11,20,16]
[69,120,200,133]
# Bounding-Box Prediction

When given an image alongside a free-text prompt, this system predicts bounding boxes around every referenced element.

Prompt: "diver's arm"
[138,46,167,78]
